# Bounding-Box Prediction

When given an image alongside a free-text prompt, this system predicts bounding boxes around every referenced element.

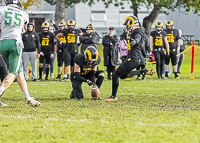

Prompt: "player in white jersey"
[0,0,41,107]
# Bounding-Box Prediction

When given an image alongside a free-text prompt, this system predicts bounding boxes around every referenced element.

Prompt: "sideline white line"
[136,122,190,127]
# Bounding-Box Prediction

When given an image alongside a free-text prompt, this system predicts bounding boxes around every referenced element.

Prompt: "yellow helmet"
[42,22,49,28]
[58,21,66,27]
[155,22,163,28]
[67,19,76,26]
[123,16,139,31]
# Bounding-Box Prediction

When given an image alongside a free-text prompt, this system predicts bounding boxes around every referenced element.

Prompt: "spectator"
[22,22,40,81]
[80,24,99,53]
[102,26,119,80]
[177,29,185,73]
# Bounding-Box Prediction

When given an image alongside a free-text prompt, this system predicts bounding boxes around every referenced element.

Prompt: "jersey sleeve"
[22,11,29,24]
[74,54,82,65]
[162,31,167,38]
[150,31,154,37]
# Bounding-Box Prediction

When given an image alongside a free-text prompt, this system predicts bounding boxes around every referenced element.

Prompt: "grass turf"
[0,45,200,142]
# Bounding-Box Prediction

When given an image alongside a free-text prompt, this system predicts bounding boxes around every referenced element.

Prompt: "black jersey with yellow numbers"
[164,29,180,49]
[38,31,55,53]
[72,53,101,76]
[54,29,66,49]
[150,30,167,49]
[61,28,82,51]
[127,28,145,60]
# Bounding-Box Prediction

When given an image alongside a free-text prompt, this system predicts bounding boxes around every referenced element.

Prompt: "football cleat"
[60,77,69,82]
[104,95,118,102]
[27,99,41,107]
[0,101,9,107]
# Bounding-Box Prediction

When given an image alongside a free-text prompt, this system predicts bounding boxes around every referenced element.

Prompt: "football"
[91,85,100,100]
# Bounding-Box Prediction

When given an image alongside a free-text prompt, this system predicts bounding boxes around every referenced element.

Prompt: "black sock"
[112,73,119,97]
[67,74,69,78]
[58,74,61,78]
[39,67,42,78]
[96,76,104,89]
[165,72,168,77]
[46,68,49,78]
[174,72,177,77]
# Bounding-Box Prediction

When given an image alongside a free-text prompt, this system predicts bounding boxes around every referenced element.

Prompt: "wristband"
[177,47,180,51]
[167,49,170,53]
[60,41,63,45]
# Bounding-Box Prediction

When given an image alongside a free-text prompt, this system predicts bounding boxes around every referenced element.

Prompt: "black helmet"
[6,0,21,9]
[84,46,98,63]
[123,16,139,31]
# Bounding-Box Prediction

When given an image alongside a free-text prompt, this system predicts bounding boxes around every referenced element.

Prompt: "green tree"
[21,0,42,10]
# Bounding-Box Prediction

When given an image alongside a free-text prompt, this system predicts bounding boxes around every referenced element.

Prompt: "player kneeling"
[70,46,104,100]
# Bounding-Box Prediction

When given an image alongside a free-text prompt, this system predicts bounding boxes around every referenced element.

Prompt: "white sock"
[63,74,67,78]
[0,86,5,95]
[23,90,31,101]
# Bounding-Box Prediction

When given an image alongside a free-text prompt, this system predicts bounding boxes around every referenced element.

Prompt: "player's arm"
[56,33,64,43]
[150,35,153,52]
[177,34,180,54]
[164,36,170,55]
[50,34,55,58]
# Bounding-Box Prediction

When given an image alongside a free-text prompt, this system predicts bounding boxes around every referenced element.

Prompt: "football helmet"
[84,46,98,63]
[155,22,163,32]
[166,20,173,28]
[58,21,66,27]
[67,19,76,26]
[41,22,49,33]
[6,0,21,9]
[123,16,139,31]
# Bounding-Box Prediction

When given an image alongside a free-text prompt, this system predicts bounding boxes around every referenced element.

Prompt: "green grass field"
[1,45,200,143]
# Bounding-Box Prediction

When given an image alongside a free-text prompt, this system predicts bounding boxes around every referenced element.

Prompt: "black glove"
[86,79,95,86]
[60,41,66,46]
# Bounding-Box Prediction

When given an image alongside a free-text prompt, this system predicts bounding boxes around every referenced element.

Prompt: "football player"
[164,21,180,79]
[54,21,66,80]
[0,0,41,107]
[38,22,55,80]
[70,46,104,99]
[150,22,169,79]
[105,16,146,101]
[56,19,83,81]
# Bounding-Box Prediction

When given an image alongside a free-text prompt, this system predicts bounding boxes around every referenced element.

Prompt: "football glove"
[130,38,137,46]
[86,80,95,86]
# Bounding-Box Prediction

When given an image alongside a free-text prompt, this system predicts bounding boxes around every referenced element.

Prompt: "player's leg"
[105,58,139,101]
[61,51,71,81]
[17,72,41,107]
[38,55,44,80]
[70,75,83,99]
[45,53,51,80]
[22,52,30,80]
[171,50,178,79]
[160,51,165,78]
[56,49,63,80]
[177,53,184,73]
[70,51,77,73]
[164,51,170,79]
[30,51,37,80]
[154,51,162,78]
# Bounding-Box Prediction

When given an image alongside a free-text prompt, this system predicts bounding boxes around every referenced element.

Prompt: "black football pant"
[153,51,165,77]
[165,49,177,66]
[137,65,145,78]
[107,54,115,78]
[112,57,140,97]
[0,54,8,83]
[70,70,104,99]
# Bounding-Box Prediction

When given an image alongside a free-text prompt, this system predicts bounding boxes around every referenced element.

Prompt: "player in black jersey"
[56,19,83,81]
[105,16,146,101]
[70,46,104,99]
[38,22,55,80]
[54,21,66,80]
[164,21,180,79]
[150,22,169,79]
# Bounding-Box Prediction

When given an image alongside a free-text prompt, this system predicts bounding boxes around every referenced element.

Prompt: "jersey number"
[67,34,75,43]
[60,37,66,43]
[42,38,49,46]
[167,34,174,43]
[5,11,22,26]
[155,37,162,46]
